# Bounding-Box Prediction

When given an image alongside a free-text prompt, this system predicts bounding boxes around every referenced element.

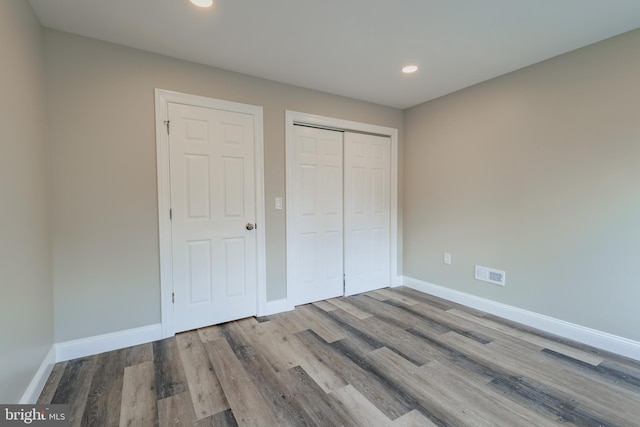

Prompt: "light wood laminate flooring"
[38,287,640,426]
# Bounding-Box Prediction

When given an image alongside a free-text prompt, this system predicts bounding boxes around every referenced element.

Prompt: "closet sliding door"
[344,132,391,296]
[288,124,391,306]
[289,125,344,305]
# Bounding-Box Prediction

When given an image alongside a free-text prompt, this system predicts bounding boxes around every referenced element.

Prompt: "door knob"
[246,223,255,231]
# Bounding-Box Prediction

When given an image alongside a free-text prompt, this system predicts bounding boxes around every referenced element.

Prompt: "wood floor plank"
[286,332,348,393]
[363,291,389,301]
[81,349,126,427]
[363,346,457,426]
[391,410,439,427]
[402,320,498,386]
[51,355,97,427]
[175,331,229,419]
[275,366,360,427]
[405,324,605,424]
[192,409,239,427]
[486,338,640,421]
[326,297,373,319]
[294,304,346,343]
[373,288,420,306]
[377,296,496,344]
[592,356,640,390]
[439,331,633,426]
[205,337,280,427]
[368,346,554,427]
[388,287,457,311]
[312,299,339,312]
[314,306,385,354]
[236,317,298,372]
[296,329,414,420]
[329,384,393,427]
[269,309,310,335]
[239,317,347,393]
[37,361,67,404]
[420,359,563,427]
[119,361,157,427]
[198,324,224,342]
[152,337,188,400]
[329,307,438,366]
[349,294,451,334]
[541,347,640,392]
[600,353,640,376]
[448,308,605,365]
[406,299,566,361]
[157,392,196,426]
[219,320,314,427]
[125,342,153,366]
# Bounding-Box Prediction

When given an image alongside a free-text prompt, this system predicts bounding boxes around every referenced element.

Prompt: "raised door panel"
[186,240,212,304]
[185,155,211,220]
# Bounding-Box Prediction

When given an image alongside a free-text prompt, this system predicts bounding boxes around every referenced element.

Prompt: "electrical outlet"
[443,252,451,265]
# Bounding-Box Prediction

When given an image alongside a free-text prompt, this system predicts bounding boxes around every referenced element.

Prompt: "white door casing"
[290,125,344,305]
[155,89,266,337]
[344,132,391,295]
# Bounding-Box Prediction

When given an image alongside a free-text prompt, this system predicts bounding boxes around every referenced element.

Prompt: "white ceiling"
[29,0,640,109]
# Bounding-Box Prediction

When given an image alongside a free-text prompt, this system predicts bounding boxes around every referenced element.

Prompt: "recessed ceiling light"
[402,65,418,74]
[190,0,213,7]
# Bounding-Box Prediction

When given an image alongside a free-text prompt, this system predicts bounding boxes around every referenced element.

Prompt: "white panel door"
[291,125,344,305]
[169,102,257,332]
[344,132,391,295]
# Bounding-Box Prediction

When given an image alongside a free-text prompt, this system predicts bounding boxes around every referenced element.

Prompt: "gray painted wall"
[0,0,53,403]
[45,30,403,342]
[404,28,640,341]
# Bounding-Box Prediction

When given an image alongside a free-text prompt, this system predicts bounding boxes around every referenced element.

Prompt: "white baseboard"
[403,276,640,362]
[55,323,162,362]
[20,345,56,404]
[390,275,404,287]
[259,298,293,316]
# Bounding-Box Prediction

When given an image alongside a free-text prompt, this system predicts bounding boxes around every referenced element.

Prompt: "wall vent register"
[475,265,506,286]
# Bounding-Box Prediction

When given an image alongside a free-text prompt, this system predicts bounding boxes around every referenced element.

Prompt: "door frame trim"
[155,89,266,338]
[285,110,400,308]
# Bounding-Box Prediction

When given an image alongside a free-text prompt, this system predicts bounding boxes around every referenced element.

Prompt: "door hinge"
[172,292,175,303]
[169,208,172,220]
[164,120,170,134]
